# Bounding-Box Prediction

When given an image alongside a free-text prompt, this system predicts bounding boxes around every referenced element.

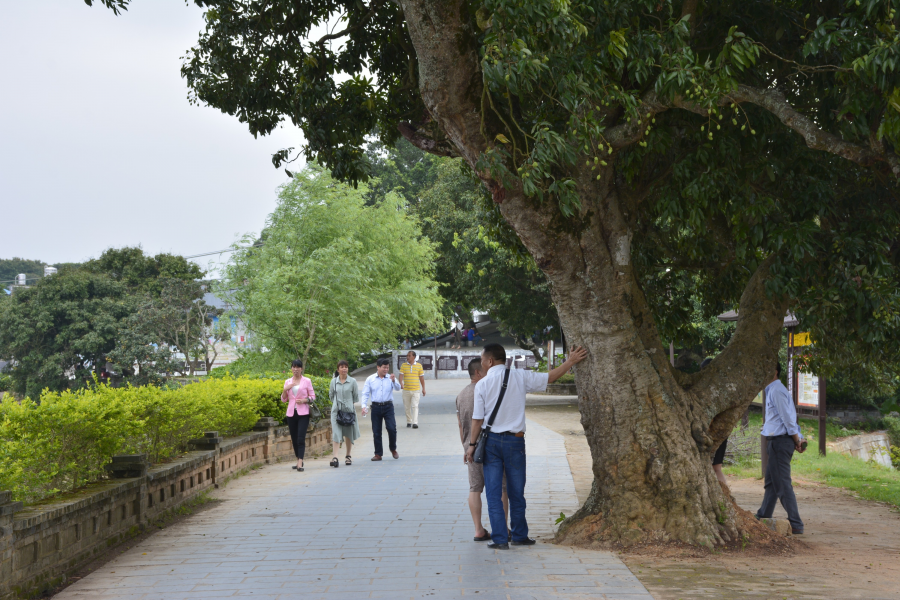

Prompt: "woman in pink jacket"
[281,359,316,472]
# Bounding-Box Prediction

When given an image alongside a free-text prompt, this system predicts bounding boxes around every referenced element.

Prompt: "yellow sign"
[793,332,812,347]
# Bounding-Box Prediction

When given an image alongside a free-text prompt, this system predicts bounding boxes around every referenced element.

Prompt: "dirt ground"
[526,402,900,600]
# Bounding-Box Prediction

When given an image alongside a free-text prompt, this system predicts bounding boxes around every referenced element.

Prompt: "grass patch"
[724,415,900,510]
[792,451,900,508]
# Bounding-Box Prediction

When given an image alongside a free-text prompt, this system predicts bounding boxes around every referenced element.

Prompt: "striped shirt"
[399,361,424,391]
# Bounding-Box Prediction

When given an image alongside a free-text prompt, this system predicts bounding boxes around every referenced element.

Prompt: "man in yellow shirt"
[399,351,426,428]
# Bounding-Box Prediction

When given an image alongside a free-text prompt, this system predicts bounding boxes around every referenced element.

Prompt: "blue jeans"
[370,402,397,457]
[483,432,527,544]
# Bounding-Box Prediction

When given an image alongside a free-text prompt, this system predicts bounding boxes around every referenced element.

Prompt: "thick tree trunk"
[499,177,786,547]
[398,0,788,546]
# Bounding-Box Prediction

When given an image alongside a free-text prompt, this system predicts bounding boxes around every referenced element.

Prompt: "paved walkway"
[55,384,653,600]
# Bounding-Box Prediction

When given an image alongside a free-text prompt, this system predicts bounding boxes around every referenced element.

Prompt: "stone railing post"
[252,418,278,463]
[106,454,149,479]
[106,455,149,528]
[188,432,222,485]
[1,490,23,592]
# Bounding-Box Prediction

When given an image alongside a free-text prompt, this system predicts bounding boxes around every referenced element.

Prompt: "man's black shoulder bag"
[473,367,511,464]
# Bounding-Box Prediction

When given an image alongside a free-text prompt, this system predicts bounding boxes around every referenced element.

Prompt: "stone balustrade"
[0,417,331,600]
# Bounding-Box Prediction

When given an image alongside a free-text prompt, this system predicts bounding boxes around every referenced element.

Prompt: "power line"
[2,243,261,286]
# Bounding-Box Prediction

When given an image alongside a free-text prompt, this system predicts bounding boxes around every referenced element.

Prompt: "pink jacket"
[281,377,316,417]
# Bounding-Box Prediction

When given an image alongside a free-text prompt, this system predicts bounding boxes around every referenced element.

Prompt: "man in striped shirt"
[399,351,426,429]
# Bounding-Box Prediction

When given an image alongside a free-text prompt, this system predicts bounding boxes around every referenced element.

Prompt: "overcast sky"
[0,1,306,272]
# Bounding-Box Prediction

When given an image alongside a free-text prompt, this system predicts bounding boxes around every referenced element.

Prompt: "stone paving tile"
[52,391,652,600]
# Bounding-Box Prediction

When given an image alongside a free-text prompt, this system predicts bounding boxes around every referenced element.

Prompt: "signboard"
[793,332,812,346]
[798,371,820,407]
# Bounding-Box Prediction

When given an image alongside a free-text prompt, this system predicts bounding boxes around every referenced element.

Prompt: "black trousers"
[756,436,803,531]
[286,413,311,459]
[370,402,397,456]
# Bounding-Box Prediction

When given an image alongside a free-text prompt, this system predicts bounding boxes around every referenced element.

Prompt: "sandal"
[345,455,352,466]
[330,457,339,468]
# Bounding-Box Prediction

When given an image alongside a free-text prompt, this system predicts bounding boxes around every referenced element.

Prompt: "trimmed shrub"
[0,375,328,505]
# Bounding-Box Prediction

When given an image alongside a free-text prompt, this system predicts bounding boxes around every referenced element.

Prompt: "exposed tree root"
[555,483,801,557]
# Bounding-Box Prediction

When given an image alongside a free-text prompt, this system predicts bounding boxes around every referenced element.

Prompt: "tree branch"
[397,122,460,157]
[728,84,900,178]
[315,0,385,47]
[685,255,789,445]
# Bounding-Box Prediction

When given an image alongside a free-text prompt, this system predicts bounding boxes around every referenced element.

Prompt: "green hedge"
[0,375,331,505]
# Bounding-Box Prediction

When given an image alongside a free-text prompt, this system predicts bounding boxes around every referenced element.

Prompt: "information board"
[798,371,820,407]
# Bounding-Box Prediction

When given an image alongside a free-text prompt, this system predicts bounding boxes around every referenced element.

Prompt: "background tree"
[221,165,443,373]
[415,159,559,358]
[0,248,208,393]
[0,270,131,398]
[365,138,441,206]
[105,317,181,387]
[92,0,900,547]
[115,279,223,378]
[192,297,231,374]
[84,247,203,296]
[0,258,46,285]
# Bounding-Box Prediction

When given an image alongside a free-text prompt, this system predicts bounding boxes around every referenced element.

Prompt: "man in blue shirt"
[361,358,402,461]
[756,362,806,534]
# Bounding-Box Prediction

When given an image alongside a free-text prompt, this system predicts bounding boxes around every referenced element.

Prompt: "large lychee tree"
[92,0,900,547]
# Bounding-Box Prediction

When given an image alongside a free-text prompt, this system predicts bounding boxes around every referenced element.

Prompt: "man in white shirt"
[361,358,402,460]
[465,343,587,549]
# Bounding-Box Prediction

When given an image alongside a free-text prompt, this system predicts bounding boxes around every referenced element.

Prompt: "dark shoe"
[391,450,399,459]
[511,538,537,546]
[371,455,382,461]
[407,423,412,428]
[474,531,491,542]
[412,424,419,429]
[792,528,804,535]
[345,455,352,466]
[291,466,297,470]
[330,458,339,468]
[298,467,304,472]
[487,542,509,550]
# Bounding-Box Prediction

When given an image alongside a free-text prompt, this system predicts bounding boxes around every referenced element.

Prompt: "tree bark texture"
[398,0,789,546]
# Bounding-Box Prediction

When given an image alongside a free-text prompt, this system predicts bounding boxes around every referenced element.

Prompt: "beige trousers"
[402,389,421,424]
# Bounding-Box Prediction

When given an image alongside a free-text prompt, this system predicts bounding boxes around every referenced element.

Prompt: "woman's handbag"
[308,401,322,421]
[473,367,511,464]
[336,407,355,426]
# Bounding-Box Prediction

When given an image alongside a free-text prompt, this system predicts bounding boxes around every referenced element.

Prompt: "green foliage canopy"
[0,248,209,395]
[221,165,443,372]
[415,159,559,349]
[0,270,131,398]
[85,246,204,296]
[87,0,900,384]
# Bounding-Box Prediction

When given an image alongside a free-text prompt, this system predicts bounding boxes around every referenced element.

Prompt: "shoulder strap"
[484,368,511,430]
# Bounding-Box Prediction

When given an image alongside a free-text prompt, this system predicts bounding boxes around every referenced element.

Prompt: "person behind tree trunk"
[755,362,806,534]
[400,350,426,429]
[280,359,315,472]
[329,360,360,467]
[465,343,587,549]
[361,357,401,460]
[701,357,730,489]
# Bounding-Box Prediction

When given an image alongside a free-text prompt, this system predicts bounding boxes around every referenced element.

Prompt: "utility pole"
[819,376,827,456]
